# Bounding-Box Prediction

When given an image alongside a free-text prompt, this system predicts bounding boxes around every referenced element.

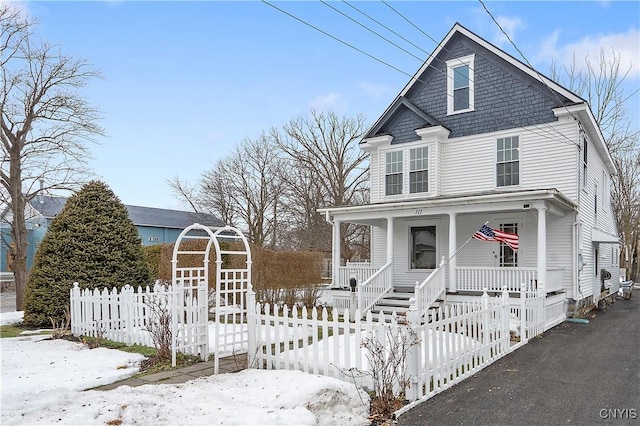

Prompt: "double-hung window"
[409,147,428,194]
[385,151,403,196]
[446,55,475,115]
[496,136,519,187]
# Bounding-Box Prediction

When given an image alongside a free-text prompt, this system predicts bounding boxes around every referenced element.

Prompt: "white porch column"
[537,206,547,293]
[332,220,341,287]
[448,212,457,292]
[386,217,394,262]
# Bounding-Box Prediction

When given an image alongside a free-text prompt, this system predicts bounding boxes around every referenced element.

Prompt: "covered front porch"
[320,189,577,315]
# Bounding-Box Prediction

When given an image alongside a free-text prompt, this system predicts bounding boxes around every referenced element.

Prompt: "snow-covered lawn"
[0,311,370,425]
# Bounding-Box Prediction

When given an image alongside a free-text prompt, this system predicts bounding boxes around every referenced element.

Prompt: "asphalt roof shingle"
[29,195,226,229]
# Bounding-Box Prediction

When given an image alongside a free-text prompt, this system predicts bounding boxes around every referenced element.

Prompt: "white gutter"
[318,189,577,216]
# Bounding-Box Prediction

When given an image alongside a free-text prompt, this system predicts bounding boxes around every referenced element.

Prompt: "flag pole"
[444,221,489,266]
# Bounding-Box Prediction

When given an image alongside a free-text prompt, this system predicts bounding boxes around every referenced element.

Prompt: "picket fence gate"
[247,287,535,402]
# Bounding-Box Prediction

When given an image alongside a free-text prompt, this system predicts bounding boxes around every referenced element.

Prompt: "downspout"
[572,219,585,316]
[574,123,585,312]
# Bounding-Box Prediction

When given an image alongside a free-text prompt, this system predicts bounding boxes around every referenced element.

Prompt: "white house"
[319,23,620,319]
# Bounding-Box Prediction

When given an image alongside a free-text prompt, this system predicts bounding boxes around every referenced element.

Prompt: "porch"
[336,261,566,294]
[333,260,566,323]
[319,189,578,318]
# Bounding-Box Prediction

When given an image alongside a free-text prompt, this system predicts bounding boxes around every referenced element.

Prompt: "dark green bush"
[23,181,152,326]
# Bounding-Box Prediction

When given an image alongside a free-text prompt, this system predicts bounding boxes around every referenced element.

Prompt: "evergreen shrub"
[23,181,152,326]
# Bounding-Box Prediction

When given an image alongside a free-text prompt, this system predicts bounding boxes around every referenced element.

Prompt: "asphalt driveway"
[397,294,639,426]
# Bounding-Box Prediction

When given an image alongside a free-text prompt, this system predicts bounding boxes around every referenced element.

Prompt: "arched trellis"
[170,223,252,374]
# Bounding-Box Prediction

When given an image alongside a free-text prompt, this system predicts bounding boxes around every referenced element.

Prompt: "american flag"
[473,224,519,251]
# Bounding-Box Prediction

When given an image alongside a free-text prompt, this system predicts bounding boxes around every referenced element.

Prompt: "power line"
[263,0,578,147]
[342,1,430,56]
[477,0,581,125]
[260,0,415,81]
[382,0,579,147]
[260,0,465,108]
[330,3,562,148]
[320,0,425,63]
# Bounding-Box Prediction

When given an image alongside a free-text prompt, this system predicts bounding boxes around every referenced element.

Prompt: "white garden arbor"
[171,224,252,374]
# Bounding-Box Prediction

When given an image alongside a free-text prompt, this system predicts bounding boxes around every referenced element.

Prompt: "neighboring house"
[319,23,620,318]
[0,195,226,273]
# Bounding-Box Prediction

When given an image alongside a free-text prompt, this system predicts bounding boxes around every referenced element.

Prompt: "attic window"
[446,54,475,115]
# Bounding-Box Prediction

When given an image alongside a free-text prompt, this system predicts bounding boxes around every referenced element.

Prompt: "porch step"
[372,305,410,316]
[371,289,415,317]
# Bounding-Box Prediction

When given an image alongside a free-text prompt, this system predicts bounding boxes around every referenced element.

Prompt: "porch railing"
[337,261,378,289]
[456,267,537,292]
[415,256,447,316]
[357,260,393,314]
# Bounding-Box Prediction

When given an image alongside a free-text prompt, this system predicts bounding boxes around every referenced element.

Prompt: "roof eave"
[319,189,577,216]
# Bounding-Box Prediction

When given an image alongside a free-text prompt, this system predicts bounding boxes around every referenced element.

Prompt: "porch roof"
[591,227,620,244]
[319,188,577,222]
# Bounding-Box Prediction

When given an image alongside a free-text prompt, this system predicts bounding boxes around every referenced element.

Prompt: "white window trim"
[495,134,521,188]
[446,54,475,115]
[380,141,433,200]
[384,150,404,197]
[409,147,429,194]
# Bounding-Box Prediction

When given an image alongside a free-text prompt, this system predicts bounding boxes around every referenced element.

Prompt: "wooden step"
[371,305,409,316]
[377,298,412,308]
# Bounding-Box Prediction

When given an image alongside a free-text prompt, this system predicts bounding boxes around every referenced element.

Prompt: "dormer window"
[447,54,475,115]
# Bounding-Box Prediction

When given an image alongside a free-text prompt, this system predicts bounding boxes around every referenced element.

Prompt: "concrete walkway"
[93,356,244,390]
[397,293,639,425]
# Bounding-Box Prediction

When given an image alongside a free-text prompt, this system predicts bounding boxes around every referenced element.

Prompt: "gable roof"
[365,23,586,140]
[362,22,615,172]
[366,96,443,137]
[28,195,226,229]
[409,23,583,103]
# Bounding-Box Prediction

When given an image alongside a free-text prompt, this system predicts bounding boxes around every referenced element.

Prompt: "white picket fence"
[70,282,171,347]
[247,287,527,402]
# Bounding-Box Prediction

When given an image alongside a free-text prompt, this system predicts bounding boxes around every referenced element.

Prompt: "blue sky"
[11,1,640,210]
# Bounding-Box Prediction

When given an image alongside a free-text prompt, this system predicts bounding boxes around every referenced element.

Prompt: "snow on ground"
[0,311,369,426]
[0,310,23,326]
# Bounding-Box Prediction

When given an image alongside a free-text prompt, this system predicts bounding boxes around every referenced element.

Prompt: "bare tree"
[272,110,370,258]
[551,49,639,157]
[0,6,102,309]
[194,134,286,248]
[168,110,370,256]
[278,164,331,251]
[166,176,201,214]
[611,150,640,281]
[551,49,640,281]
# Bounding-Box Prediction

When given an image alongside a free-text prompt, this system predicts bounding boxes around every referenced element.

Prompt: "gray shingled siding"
[387,112,422,145]
[385,35,568,141]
